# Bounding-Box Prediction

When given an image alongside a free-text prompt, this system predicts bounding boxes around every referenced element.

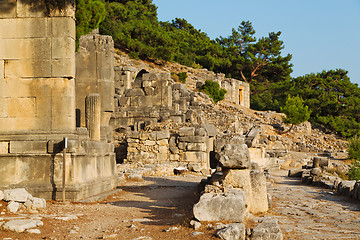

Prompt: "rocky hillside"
[114,49,348,160]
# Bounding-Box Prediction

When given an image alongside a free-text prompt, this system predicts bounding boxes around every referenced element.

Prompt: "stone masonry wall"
[0,0,76,134]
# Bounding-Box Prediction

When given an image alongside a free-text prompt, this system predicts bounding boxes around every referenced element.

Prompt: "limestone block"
[125,89,144,97]
[184,151,207,163]
[0,59,4,79]
[155,130,170,140]
[7,97,36,118]
[250,170,269,214]
[313,157,330,168]
[251,217,283,240]
[201,124,218,137]
[195,128,207,137]
[5,59,52,78]
[187,143,207,152]
[179,127,195,137]
[4,188,31,202]
[9,141,47,154]
[51,17,75,38]
[17,0,47,18]
[0,0,17,18]
[7,201,20,213]
[144,87,155,96]
[193,190,247,222]
[219,144,250,169]
[158,139,168,146]
[170,154,179,161]
[179,136,207,143]
[52,37,75,59]
[52,57,75,78]
[99,81,114,112]
[0,18,49,39]
[130,96,146,107]
[2,219,43,233]
[0,97,8,118]
[157,153,168,161]
[0,142,8,154]
[144,140,156,146]
[216,223,246,240]
[158,146,168,154]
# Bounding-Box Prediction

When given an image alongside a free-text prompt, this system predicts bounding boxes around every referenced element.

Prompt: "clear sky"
[153,0,360,84]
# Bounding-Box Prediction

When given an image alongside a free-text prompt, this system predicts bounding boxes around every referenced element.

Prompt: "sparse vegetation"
[280,95,311,133]
[177,72,187,83]
[346,136,360,180]
[200,80,227,104]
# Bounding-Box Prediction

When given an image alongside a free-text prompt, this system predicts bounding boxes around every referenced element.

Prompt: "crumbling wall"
[76,31,115,141]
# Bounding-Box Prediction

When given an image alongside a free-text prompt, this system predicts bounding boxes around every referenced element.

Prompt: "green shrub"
[200,80,227,103]
[177,72,188,83]
[346,135,360,180]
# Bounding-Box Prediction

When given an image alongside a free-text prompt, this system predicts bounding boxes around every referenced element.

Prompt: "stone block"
[219,144,250,169]
[52,57,75,78]
[179,127,195,137]
[9,140,47,154]
[201,124,218,137]
[195,128,207,137]
[158,146,168,154]
[0,18,50,39]
[155,130,170,140]
[313,157,330,168]
[216,223,246,240]
[179,136,207,143]
[156,139,167,146]
[144,140,156,146]
[250,170,269,213]
[0,142,9,154]
[187,143,207,152]
[170,154,179,161]
[4,188,31,202]
[251,217,283,240]
[178,142,187,150]
[125,89,144,97]
[0,97,7,118]
[7,97,36,118]
[0,0,17,18]
[51,17,75,38]
[0,59,4,79]
[5,59,52,78]
[52,37,75,59]
[193,190,247,222]
[184,151,207,163]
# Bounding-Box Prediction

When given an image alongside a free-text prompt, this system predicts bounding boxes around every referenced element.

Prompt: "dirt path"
[0,175,218,240]
[268,169,360,240]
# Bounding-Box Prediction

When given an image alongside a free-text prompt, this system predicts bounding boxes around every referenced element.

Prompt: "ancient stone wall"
[0,2,117,201]
[0,0,76,134]
[76,31,115,141]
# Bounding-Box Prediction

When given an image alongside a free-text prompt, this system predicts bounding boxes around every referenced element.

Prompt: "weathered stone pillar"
[85,94,101,141]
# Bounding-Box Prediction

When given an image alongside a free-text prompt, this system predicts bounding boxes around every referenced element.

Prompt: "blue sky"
[153,0,360,84]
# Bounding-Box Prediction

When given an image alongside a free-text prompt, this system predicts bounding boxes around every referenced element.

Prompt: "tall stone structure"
[0,0,116,201]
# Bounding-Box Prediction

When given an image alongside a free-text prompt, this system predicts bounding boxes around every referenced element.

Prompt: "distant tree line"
[76,0,360,138]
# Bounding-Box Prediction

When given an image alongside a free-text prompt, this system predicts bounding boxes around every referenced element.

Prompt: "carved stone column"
[85,94,101,141]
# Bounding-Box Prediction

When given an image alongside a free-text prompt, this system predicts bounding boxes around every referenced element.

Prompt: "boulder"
[337,180,356,196]
[3,188,31,202]
[216,223,246,240]
[251,216,283,240]
[193,190,247,222]
[219,144,250,169]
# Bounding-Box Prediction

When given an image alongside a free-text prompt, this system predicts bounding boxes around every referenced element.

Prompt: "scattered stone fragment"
[27,229,41,234]
[3,188,31,202]
[3,219,43,233]
[216,223,246,240]
[190,220,201,230]
[250,216,283,240]
[219,144,250,169]
[6,201,20,214]
[191,232,203,236]
[163,226,179,232]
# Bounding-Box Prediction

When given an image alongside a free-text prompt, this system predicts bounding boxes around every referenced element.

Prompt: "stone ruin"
[0,0,116,201]
[0,0,255,203]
